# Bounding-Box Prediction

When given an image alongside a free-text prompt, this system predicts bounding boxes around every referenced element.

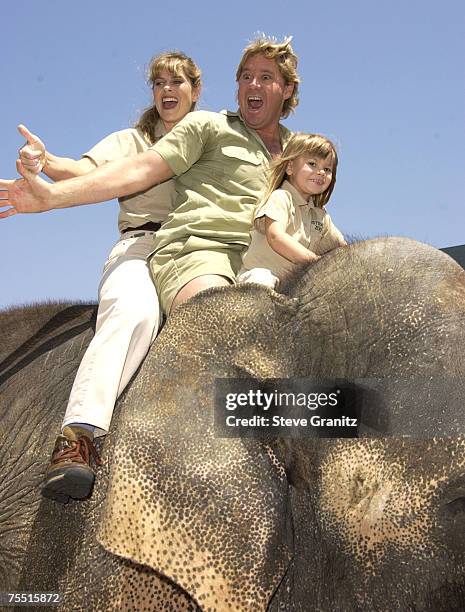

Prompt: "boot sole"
[41,465,95,503]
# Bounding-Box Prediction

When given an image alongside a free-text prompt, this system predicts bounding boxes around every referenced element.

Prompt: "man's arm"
[0,150,173,218]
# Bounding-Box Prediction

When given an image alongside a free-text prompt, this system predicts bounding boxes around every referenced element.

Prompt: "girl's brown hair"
[262,133,338,208]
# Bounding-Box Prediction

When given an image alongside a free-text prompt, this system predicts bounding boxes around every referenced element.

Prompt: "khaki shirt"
[150,110,293,253]
[241,180,345,279]
[83,123,176,233]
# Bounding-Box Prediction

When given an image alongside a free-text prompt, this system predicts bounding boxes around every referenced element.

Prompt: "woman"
[19,51,202,503]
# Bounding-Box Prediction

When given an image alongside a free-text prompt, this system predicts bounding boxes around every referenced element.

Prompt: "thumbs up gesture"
[17,124,46,174]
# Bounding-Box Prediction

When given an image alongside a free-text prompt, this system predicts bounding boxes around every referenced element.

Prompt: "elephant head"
[95,238,465,610]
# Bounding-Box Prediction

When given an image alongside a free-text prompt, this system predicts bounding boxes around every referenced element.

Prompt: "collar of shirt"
[281,179,315,208]
[154,119,167,139]
[137,119,167,147]
[222,109,293,156]
[135,120,166,146]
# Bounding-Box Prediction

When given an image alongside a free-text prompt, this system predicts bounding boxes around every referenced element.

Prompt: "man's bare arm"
[49,150,172,206]
[0,150,173,218]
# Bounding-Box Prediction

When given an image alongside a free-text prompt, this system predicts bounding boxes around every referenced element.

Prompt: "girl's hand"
[17,124,46,174]
[305,251,321,263]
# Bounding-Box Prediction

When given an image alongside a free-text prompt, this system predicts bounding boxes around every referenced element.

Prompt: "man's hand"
[17,124,46,174]
[1,149,172,216]
[0,161,53,218]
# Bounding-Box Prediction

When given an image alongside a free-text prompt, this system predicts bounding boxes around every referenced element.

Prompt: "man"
[0,36,300,499]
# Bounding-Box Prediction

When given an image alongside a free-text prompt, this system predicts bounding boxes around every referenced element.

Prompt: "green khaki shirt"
[150,110,292,253]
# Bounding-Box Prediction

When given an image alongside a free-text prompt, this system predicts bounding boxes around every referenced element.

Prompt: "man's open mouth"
[247,96,263,110]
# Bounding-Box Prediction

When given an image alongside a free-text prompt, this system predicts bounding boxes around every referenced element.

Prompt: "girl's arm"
[265,217,320,264]
[319,214,348,252]
[18,125,97,180]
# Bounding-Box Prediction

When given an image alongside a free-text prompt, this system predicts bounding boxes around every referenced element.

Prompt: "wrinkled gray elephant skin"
[0,237,464,612]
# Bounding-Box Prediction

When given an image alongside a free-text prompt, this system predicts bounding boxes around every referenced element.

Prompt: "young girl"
[237,133,346,288]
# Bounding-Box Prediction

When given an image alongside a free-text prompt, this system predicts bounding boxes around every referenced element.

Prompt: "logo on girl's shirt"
[311,220,324,233]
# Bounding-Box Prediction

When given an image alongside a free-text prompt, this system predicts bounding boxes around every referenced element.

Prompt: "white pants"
[236,267,279,289]
[62,231,161,437]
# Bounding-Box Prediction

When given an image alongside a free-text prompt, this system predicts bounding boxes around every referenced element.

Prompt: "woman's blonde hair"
[135,51,202,143]
[236,35,300,118]
[262,133,338,208]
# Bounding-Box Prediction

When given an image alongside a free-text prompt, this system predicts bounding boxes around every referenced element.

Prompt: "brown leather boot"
[41,425,102,503]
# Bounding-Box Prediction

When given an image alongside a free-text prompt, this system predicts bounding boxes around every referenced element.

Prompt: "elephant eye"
[443,496,465,516]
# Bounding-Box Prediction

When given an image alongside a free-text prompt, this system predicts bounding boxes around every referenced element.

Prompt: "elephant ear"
[97,286,296,611]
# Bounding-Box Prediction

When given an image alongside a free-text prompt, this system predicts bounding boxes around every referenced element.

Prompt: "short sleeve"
[150,111,213,176]
[318,213,346,253]
[82,129,145,167]
[253,189,293,234]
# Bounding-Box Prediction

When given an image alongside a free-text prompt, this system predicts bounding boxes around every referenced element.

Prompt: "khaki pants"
[62,231,160,437]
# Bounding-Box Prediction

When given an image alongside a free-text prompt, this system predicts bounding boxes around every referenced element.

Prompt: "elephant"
[0,237,464,612]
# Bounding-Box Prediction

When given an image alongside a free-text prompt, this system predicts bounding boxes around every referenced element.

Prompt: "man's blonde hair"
[262,133,338,208]
[236,35,300,118]
[135,51,202,143]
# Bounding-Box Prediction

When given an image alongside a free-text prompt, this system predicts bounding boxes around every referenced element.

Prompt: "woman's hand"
[17,124,46,174]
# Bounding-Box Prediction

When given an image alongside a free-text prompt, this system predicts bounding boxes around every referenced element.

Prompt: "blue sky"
[2,0,464,308]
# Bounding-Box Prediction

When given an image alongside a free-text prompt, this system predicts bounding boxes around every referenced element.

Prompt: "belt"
[122,222,161,235]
